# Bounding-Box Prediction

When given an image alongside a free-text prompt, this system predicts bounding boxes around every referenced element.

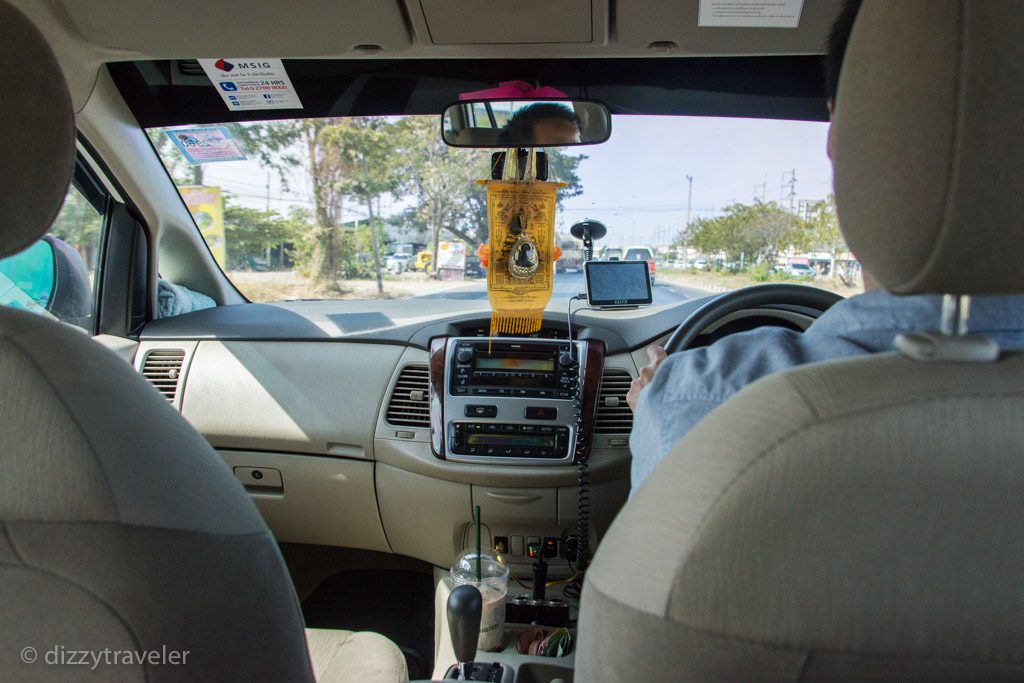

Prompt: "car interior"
[3,0,1023,681]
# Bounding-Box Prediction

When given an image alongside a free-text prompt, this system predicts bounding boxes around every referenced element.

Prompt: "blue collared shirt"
[629,289,1024,493]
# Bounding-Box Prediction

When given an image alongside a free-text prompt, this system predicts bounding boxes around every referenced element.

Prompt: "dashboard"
[133,293,819,575]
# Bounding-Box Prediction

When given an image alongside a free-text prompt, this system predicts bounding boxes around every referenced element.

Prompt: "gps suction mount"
[569,219,607,263]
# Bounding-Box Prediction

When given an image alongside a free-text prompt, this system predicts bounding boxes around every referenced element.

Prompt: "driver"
[498,103,582,146]
[626,0,1024,494]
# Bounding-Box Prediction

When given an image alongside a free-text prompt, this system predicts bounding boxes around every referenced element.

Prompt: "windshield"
[149,114,861,304]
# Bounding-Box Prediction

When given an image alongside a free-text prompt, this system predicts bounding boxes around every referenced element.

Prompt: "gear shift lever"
[447,584,482,679]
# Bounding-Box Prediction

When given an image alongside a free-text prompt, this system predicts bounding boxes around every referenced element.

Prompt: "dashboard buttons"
[456,348,474,364]
[447,422,570,459]
[524,406,557,420]
[465,404,497,418]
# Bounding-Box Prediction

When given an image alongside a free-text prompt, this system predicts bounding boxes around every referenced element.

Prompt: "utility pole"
[364,157,384,295]
[685,175,694,230]
[754,174,767,202]
[684,175,693,261]
[781,169,797,210]
[265,172,272,264]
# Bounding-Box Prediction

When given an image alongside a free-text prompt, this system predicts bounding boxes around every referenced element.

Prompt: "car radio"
[428,336,604,465]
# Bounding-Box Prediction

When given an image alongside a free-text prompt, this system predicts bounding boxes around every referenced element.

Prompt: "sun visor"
[58,0,412,56]
[414,0,606,45]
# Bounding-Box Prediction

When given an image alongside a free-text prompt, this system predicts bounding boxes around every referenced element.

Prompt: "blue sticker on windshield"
[165,126,246,165]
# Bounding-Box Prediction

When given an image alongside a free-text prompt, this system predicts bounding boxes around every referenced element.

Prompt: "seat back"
[578,1,1024,678]
[579,352,1024,679]
[0,3,315,679]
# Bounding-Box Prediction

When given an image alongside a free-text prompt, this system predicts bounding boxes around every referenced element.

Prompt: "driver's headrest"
[833,0,1024,295]
[0,1,76,260]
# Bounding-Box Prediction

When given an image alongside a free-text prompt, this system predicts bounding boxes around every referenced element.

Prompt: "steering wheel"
[663,284,844,354]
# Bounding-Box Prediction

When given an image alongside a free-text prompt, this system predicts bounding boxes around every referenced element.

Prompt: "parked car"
[413,250,433,273]
[384,253,412,274]
[786,262,816,278]
[464,254,484,278]
[624,245,656,285]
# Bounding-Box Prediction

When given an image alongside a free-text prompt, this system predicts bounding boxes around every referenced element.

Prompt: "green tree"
[295,119,352,288]
[49,189,102,268]
[396,118,480,278]
[222,205,303,270]
[684,200,804,266]
[321,118,408,293]
[803,194,849,281]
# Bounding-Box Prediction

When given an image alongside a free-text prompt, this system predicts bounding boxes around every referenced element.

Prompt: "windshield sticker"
[698,0,804,28]
[199,58,303,111]
[165,126,247,165]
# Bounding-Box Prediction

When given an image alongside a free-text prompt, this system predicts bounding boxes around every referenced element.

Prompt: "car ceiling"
[13,0,846,114]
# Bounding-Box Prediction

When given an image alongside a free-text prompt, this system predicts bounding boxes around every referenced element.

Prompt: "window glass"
[148,115,859,305]
[0,185,102,330]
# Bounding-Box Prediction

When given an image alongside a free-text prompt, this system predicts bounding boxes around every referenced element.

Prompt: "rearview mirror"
[442,99,611,148]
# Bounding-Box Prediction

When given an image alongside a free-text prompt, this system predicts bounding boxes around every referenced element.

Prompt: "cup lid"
[450,549,509,585]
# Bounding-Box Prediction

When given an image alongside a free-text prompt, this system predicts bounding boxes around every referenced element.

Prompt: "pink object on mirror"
[459,80,569,101]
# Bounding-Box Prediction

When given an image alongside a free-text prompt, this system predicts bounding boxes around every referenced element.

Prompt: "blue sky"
[196,114,833,250]
[559,115,833,248]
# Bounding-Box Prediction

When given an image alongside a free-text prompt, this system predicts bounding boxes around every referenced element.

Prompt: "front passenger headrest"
[456,128,504,146]
[0,2,76,260]
[833,0,1024,295]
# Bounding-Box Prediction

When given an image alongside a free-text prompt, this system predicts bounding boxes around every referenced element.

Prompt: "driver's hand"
[627,345,668,413]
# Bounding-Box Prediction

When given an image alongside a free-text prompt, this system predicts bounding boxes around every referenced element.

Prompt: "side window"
[0,184,102,331]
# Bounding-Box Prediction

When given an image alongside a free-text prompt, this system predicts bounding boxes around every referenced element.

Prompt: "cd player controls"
[456,348,474,364]
[558,352,575,368]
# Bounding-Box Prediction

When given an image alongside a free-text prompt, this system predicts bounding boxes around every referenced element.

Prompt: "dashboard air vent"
[386,365,430,428]
[594,369,634,434]
[141,349,186,402]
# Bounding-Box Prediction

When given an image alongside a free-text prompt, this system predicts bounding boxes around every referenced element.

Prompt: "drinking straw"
[475,505,482,582]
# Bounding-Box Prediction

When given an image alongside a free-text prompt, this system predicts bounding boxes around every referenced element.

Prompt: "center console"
[428,337,604,464]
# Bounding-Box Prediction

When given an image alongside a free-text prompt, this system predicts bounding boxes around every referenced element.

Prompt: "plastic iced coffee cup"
[450,550,510,651]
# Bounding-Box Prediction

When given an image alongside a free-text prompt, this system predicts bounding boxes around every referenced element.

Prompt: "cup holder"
[515,662,574,683]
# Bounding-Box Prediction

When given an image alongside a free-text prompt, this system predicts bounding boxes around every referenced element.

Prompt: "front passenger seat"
[0,3,406,681]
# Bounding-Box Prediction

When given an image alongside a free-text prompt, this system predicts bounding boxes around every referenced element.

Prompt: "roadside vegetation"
[667,194,864,294]
[149,118,584,295]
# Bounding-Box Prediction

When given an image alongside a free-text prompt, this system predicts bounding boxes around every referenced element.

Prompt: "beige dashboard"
[133,338,638,573]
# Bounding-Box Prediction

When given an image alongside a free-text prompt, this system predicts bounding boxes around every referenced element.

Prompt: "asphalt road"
[552,272,707,304]
[416,271,707,304]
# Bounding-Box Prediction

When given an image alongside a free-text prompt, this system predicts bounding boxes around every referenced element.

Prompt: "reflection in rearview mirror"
[442,99,611,148]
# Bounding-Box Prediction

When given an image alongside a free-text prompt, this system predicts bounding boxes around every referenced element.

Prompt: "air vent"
[386,365,430,428]
[141,349,186,403]
[594,369,634,434]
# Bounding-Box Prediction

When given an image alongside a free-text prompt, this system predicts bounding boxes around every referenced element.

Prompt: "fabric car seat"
[577,1,1024,679]
[0,3,406,681]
